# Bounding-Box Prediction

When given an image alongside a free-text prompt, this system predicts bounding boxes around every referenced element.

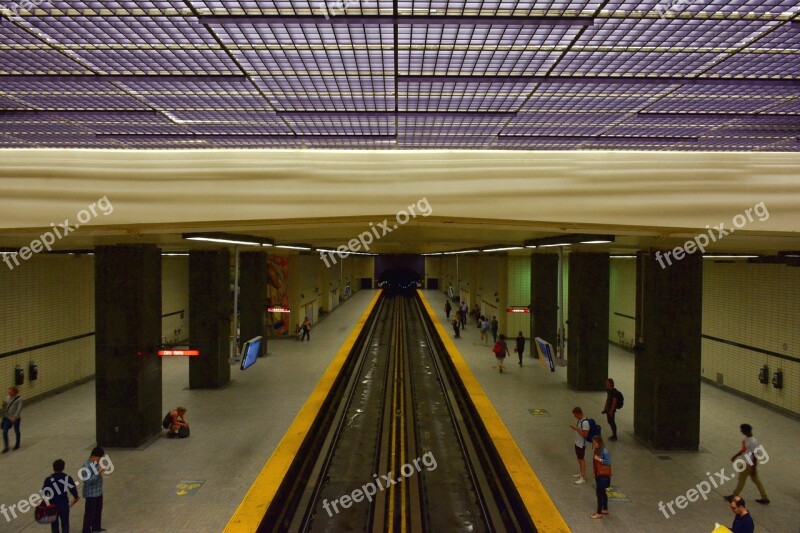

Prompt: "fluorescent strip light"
[580,240,613,244]
[611,255,636,259]
[483,246,524,252]
[163,253,190,256]
[185,237,264,246]
[275,245,312,251]
[703,255,758,259]
[442,249,479,255]
[538,243,571,248]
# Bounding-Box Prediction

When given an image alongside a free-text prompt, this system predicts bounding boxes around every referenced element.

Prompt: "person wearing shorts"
[570,407,590,484]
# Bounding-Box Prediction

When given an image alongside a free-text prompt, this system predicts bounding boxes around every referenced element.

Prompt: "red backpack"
[493,341,503,355]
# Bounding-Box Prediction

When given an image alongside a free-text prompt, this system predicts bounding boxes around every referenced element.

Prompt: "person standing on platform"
[515,332,525,366]
[444,300,452,319]
[42,459,80,533]
[590,436,612,519]
[569,407,590,485]
[725,424,770,504]
[490,316,499,343]
[601,379,620,441]
[729,496,755,533]
[81,447,107,533]
[301,317,311,341]
[452,317,461,338]
[2,386,22,453]
[480,316,490,345]
[460,302,468,329]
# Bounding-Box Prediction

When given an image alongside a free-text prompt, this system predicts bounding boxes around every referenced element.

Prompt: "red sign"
[507,307,530,313]
[158,349,200,357]
[268,306,291,313]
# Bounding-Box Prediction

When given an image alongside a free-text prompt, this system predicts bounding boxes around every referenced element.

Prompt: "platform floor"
[1,289,798,533]
[0,290,379,533]
[424,290,800,533]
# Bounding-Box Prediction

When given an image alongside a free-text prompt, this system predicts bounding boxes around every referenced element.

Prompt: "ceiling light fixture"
[482,246,524,252]
[183,232,274,247]
[525,234,616,249]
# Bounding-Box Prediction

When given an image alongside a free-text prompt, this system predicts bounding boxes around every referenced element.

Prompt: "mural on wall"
[267,255,290,337]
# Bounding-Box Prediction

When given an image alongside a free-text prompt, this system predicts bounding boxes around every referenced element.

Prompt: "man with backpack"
[601,379,624,441]
[570,406,601,485]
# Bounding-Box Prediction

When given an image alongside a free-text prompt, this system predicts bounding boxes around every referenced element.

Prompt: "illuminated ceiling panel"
[0,3,796,150]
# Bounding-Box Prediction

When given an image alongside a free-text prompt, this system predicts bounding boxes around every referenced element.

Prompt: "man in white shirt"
[725,423,769,504]
[569,406,590,484]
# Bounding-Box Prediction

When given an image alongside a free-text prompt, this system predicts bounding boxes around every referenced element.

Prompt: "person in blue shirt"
[42,459,80,533]
[730,496,755,533]
[81,447,107,533]
[590,435,612,519]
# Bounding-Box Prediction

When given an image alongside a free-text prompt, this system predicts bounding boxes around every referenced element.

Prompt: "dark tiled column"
[240,251,268,356]
[567,252,610,391]
[189,250,231,389]
[634,250,702,450]
[95,244,162,447]
[531,254,558,357]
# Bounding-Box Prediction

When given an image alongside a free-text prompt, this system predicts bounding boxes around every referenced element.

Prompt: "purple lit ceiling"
[0,1,797,151]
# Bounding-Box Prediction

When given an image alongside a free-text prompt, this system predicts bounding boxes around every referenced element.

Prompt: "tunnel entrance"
[375,255,424,295]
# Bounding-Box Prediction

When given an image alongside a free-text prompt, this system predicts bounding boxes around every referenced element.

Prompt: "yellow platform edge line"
[224,290,383,533]
[417,290,571,533]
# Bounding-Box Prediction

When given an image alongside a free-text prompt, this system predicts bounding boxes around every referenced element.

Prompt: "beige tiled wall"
[0,255,95,401]
[0,254,192,401]
[702,262,799,415]
[609,258,636,349]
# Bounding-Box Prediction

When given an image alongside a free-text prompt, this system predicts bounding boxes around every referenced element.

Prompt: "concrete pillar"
[531,254,558,357]
[240,251,268,356]
[189,250,231,389]
[634,250,702,450]
[567,252,610,391]
[95,244,162,447]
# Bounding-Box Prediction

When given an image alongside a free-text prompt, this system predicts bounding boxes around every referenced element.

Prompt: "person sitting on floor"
[167,407,190,438]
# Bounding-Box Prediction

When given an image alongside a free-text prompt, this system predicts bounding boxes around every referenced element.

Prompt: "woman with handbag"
[591,436,612,519]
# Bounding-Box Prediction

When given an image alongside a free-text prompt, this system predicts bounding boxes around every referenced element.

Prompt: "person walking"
[490,316,499,343]
[569,407,590,484]
[515,332,525,366]
[729,496,755,533]
[460,302,468,329]
[2,386,22,453]
[301,317,311,341]
[590,436,612,519]
[444,300,452,319]
[81,447,107,533]
[480,316,490,345]
[724,424,770,504]
[601,379,620,441]
[42,459,80,533]
[492,334,510,372]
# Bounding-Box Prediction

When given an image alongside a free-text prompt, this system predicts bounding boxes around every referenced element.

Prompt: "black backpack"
[162,412,172,429]
[615,390,625,410]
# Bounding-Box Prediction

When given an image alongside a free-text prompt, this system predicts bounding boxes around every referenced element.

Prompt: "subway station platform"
[1,289,798,533]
